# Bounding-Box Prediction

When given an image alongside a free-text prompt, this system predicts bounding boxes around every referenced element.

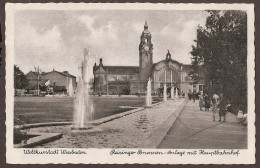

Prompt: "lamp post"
[34,65,41,96]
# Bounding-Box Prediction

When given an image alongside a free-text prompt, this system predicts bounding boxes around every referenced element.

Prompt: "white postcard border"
[5,3,255,164]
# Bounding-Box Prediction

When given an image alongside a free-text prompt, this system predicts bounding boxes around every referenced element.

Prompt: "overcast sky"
[14,10,209,76]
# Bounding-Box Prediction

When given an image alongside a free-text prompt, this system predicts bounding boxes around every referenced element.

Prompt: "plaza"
[14,96,247,149]
[6,3,254,165]
[12,18,248,150]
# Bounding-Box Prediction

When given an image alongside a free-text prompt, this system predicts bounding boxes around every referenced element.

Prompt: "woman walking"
[212,93,219,121]
[204,94,211,111]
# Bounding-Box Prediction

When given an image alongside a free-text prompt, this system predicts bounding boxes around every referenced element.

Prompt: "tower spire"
[144,20,148,29]
[166,50,171,61]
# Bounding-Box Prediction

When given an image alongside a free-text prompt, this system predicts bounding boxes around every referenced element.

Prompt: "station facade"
[93,22,201,95]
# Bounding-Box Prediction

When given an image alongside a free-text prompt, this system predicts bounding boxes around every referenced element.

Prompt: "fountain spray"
[73,49,94,129]
[146,77,152,107]
[163,83,167,101]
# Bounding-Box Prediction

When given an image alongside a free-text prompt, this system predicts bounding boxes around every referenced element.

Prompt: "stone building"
[26,71,47,91]
[42,69,77,92]
[26,69,77,93]
[152,51,192,92]
[93,22,202,95]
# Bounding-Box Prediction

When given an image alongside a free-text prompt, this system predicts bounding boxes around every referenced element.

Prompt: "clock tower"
[139,21,153,85]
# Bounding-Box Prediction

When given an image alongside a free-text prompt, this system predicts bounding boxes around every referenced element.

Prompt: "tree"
[14,65,28,89]
[190,10,247,112]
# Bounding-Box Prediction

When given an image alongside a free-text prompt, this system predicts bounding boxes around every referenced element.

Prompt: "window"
[199,85,203,91]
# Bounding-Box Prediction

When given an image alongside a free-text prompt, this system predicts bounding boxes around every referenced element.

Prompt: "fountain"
[72,49,94,130]
[171,87,174,99]
[163,83,167,101]
[146,77,152,107]
[68,78,74,97]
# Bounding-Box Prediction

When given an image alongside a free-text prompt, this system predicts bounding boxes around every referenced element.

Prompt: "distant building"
[93,22,203,95]
[93,60,139,95]
[26,71,47,92]
[26,69,76,93]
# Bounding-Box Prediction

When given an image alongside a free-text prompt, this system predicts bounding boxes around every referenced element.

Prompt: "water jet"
[163,83,167,101]
[72,48,94,130]
[145,77,152,108]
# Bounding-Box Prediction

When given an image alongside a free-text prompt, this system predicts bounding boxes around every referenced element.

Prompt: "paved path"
[33,99,185,148]
[158,100,247,149]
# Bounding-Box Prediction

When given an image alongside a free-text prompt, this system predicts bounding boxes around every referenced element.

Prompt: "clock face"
[144,45,149,51]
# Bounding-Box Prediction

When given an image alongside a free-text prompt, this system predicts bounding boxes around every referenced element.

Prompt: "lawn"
[14,96,147,125]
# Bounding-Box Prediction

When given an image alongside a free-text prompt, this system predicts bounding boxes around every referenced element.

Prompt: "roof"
[43,70,76,78]
[26,79,50,89]
[26,71,40,77]
[182,64,192,72]
[153,58,193,72]
[142,29,151,35]
[100,66,139,75]
[153,58,182,67]
[27,79,49,86]
[142,21,151,35]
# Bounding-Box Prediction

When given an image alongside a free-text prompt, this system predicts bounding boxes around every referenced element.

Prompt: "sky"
[14,10,209,77]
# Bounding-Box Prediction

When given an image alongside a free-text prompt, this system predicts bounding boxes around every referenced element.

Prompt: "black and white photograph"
[5,3,255,164]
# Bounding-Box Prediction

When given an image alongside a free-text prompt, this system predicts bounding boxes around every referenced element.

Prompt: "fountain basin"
[14,101,165,148]
[71,126,93,130]
[145,106,152,108]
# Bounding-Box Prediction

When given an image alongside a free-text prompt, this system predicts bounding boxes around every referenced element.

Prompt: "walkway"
[158,100,247,149]
[33,98,185,148]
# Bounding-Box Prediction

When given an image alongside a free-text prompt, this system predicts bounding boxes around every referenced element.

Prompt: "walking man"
[219,93,228,122]
[204,93,211,111]
[192,91,196,103]
[188,90,192,101]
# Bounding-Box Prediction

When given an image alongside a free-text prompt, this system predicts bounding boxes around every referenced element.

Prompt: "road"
[158,100,247,149]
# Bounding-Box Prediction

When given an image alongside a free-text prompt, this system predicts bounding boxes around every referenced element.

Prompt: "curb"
[90,100,165,125]
[139,98,188,148]
[15,122,72,130]
[14,132,63,148]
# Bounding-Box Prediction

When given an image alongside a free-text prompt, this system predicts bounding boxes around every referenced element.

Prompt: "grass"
[14,96,147,125]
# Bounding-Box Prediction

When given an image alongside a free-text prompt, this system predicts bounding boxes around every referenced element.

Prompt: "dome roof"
[142,29,151,35]
[142,21,151,36]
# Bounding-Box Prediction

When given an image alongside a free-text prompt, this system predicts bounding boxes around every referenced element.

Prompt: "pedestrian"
[204,93,211,111]
[242,113,248,126]
[188,90,192,101]
[212,93,220,121]
[199,92,204,111]
[219,93,228,122]
[192,91,196,103]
